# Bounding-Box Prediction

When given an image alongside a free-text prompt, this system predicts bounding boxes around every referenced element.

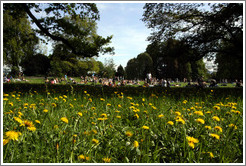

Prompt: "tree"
[115,65,125,78]
[3,9,39,76]
[4,3,114,76]
[142,3,243,79]
[125,58,138,80]
[102,58,116,78]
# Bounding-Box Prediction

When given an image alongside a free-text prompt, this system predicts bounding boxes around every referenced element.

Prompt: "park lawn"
[3,84,243,163]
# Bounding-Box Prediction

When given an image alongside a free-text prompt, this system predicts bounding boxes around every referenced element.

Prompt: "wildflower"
[125,131,133,137]
[127,97,132,100]
[35,120,41,124]
[61,117,68,124]
[176,117,185,124]
[27,126,36,132]
[3,139,9,145]
[213,106,220,110]
[158,114,164,118]
[92,138,99,144]
[100,98,105,101]
[118,104,122,108]
[205,126,212,130]
[133,141,139,148]
[208,152,214,158]
[78,154,85,160]
[84,91,87,94]
[54,125,59,129]
[142,98,145,102]
[115,110,120,113]
[77,112,83,117]
[86,156,90,161]
[43,109,48,113]
[54,97,58,101]
[14,117,23,125]
[186,136,199,149]
[194,111,204,116]
[69,104,74,108]
[175,111,181,116]
[214,126,223,132]
[101,113,107,118]
[88,98,92,102]
[167,121,174,126]
[52,103,57,107]
[91,122,96,125]
[8,102,13,107]
[134,114,139,119]
[206,111,212,114]
[212,116,220,122]
[183,100,187,104]
[102,157,111,163]
[116,116,121,119]
[209,133,220,140]
[90,130,97,135]
[3,94,9,97]
[196,118,205,124]
[107,103,111,106]
[142,126,149,130]
[3,98,8,101]
[24,120,34,127]
[5,131,22,141]
[97,117,107,121]
[229,124,237,130]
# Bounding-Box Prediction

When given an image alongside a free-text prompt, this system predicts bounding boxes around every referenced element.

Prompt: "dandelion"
[8,102,13,107]
[229,124,237,130]
[134,114,139,119]
[208,152,214,158]
[107,103,111,106]
[142,126,149,130]
[167,121,174,126]
[43,109,48,113]
[101,113,107,118]
[3,98,8,101]
[125,131,133,137]
[78,154,85,160]
[35,120,41,124]
[158,114,164,118]
[102,157,111,163]
[196,118,205,124]
[61,117,68,124]
[100,98,105,101]
[54,125,59,129]
[194,111,204,116]
[77,112,83,117]
[116,116,121,119]
[92,138,99,144]
[24,120,34,127]
[175,111,181,116]
[183,100,187,104]
[212,116,220,122]
[27,126,36,132]
[209,133,220,140]
[133,141,139,148]
[205,126,212,130]
[14,117,23,125]
[3,139,9,145]
[176,117,185,124]
[213,106,220,110]
[186,136,199,149]
[52,103,57,107]
[214,126,223,132]
[5,131,22,141]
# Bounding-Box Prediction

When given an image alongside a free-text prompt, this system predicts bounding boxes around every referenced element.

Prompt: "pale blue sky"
[95,3,152,68]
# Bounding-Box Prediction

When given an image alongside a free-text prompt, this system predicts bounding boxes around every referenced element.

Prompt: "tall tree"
[142,3,243,79]
[3,9,39,76]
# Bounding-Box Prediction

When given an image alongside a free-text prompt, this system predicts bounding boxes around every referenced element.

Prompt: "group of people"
[3,72,27,83]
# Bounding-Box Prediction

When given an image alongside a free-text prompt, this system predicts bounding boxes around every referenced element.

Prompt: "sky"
[95,3,152,68]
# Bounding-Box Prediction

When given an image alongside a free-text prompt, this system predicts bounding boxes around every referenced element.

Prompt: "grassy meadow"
[2,83,243,163]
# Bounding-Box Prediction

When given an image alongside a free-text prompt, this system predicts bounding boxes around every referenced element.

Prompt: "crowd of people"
[3,72,243,88]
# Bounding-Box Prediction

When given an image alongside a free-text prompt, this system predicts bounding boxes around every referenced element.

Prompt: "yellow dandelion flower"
[101,113,107,118]
[194,111,204,116]
[3,139,9,145]
[24,120,34,127]
[107,103,111,106]
[182,100,188,104]
[175,111,181,116]
[133,140,139,148]
[208,152,214,158]
[102,157,111,163]
[3,98,8,101]
[196,118,205,124]
[167,121,174,125]
[134,114,139,119]
[116,116,121,119]
[92,138,99,144]
[212,116,220,122]
[213,106,220,110]
[77,112,82,117]
[78,154,85,160]
[209,133,220,140]
[205,126,212,130]
[176,117,185,124]
[5,131,21,141]
[61,117,68,124]
[35,120,41,124]
[158,114,164,118]
[229,124,237,130]
[14,117,23,125]
[125,131,133,137]
[214,126,223,132]
[142,126,149,130]
[27,126,36,132]
[8,102,13,107]
[43,109,48,113]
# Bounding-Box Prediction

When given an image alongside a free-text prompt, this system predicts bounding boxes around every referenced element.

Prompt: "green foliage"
[3,8,39,76]
[142,3,243,80]
[125,53,153,80]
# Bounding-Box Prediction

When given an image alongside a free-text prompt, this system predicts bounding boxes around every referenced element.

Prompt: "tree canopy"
[142,3,243,80]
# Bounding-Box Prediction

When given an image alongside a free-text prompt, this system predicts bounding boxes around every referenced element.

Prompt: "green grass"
[3,84,243,163]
